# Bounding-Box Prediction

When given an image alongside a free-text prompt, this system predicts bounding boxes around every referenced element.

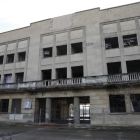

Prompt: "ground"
[0,124,140,140]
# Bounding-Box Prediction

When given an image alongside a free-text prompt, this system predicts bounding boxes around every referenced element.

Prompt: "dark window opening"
[0,56,4,64]
[107,62,122,75]
[109,95,126,113]
[71,66,83,78]
[4,74,12,83]
[0,99,9,112]
[105,37,119,49]
[123,34,138,47]
[18,52,26,62]
[126,60,140,73]
[11,99,21,114]
[42,69,51,80]
[57,45,67,56]
[71,42,83,54]
[16,73,24,83]
[56,68,67,79]
[7,54,14,63]
[130,94,140,112]
[43,47,52,58]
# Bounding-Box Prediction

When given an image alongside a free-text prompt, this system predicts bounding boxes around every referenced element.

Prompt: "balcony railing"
[0,73,140,91]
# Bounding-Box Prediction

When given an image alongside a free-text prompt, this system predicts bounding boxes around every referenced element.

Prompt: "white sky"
[0,0,139,33]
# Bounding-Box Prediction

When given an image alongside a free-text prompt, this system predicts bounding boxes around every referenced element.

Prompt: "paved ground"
[0,125,140,140]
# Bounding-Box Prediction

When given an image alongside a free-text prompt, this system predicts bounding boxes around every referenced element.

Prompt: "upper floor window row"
[105,34,138,49]
[43,42,83,58]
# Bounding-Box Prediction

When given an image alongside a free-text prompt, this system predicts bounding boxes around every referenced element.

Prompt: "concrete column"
[1,43,8,83]
[125,94,131,113]
[135,18,140,46]
[117,21,127,73]
[11,41,18,83]
[74,97,80,124]
[100,24,108,75]
[52,33,56,79]
[67,30,71,78]
[8,98,12,113]
[46,98,51,123]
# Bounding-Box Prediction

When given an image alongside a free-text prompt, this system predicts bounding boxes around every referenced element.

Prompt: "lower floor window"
[0,99,9,112]
[109,95,126,113]
[130,94,140,112]
[11,99,21,113]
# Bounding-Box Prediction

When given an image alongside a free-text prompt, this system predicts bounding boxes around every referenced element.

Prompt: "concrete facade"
[0,2,140,126]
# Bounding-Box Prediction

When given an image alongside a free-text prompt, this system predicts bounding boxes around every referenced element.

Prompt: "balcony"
[0,73,140,91]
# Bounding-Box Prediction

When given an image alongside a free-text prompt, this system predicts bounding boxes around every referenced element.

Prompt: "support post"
[74,97,80,124]
[46,98,51,123]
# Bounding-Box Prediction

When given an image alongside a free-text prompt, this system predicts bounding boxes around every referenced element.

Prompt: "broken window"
[11,99,21,114]
[42,70,51,80]
[0,99,9,112]
[123,34,138,47]
[0,56,4,64]
[43,47,52,58]
[7,54,14,63]
[130,94,140,112]
[18,52,26,62]
[105,37,119,49]
[16,73,24,83]
[4,74,12,83]
[126,60,140,73]
[107,62,122,75]
[71,66,83,78]
[109,95,126,113]
[71,42,83,54]
[56,68,67,79]
[56,45,67,56]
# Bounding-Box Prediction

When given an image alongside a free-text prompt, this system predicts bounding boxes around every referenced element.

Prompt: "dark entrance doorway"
[39,98,46,123]
[51,98,74,124]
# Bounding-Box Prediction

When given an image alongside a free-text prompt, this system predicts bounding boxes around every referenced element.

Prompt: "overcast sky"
[0,0,139,33]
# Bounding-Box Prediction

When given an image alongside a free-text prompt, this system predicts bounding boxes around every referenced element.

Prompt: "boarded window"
[11,99,21,114]
[0,99,9,112]
[109,95,126,113]
[130,94,140,112]
[7,54,14,63]
[123,34,138,47]
[105,37,119,49]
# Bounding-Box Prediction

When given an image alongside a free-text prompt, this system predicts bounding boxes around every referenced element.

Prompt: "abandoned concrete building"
[0,2,140,126]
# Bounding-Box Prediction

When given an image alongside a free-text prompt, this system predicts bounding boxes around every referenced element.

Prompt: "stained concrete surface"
[0,125,140,140]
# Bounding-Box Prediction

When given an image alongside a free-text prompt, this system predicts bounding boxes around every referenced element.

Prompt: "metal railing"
[0,73,140,91]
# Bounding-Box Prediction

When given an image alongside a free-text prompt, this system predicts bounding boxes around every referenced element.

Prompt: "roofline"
[0,1,140,35]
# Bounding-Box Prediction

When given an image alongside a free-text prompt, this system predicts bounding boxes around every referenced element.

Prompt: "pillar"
[74,97,80,124]
[46,98,51,123]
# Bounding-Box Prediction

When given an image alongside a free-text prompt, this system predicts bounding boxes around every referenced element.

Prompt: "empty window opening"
[123,34,138,47]
[56,45,67,56]
[105,37,119,49]
[126,60,140,73]
[107,62,122,75]
[18,52,26,62]
[11,99,21,114]
[0,56,4,64]
[4,74,12,83]
[42,69,51,80]
[130,94,140,112]
[71,42,83,54]
[7,54,14,63]
[16,73,24,83]
[43,47,52,58]
[109,95,126,113]
[71,66,83,78]
[0,99,9,112]
[56,68,67,79]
